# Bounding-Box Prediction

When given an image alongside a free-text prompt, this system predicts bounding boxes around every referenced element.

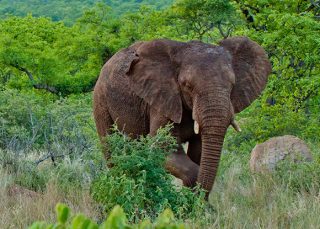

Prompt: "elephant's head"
[125,37,271,192]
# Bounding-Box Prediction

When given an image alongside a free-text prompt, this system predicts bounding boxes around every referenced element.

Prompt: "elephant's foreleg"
[187,135,202,165]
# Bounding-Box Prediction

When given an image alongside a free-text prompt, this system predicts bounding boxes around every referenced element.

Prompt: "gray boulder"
[250,135,313,172]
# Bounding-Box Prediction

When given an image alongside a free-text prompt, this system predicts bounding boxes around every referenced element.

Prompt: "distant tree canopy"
[0,0,173,25]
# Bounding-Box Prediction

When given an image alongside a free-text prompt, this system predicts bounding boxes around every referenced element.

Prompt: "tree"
[233,0,320,112]
[168,0,239,41]
[0,15,105,95]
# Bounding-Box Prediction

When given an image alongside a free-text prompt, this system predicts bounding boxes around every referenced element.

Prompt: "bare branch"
[33,84,58,94]
[10,64,58,94]
[35,152,73,165]
[217,23,228,39]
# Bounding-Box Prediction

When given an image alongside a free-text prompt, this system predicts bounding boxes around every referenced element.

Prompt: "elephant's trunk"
[195,89,232,194]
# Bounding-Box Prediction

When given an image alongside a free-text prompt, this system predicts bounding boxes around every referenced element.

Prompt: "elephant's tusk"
[231,119,241,132]
[194,121,199,134]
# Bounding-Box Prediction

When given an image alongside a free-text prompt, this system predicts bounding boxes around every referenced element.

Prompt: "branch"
[217,23,229,39]
[35,153,71,165]
[309,0,320,10]
[14,65,34,81]
[33,84,58,94]
[293,84,320,111]
[10,64,58,94]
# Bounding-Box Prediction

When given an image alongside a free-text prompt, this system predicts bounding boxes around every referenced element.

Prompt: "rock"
[250,135,313,172]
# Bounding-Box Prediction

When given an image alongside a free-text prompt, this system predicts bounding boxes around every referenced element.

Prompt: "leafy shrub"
[29,203,187,229]
[0,89,97,155]
[91,125,206,222]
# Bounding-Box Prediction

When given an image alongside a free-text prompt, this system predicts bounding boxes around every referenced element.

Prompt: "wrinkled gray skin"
[93,37,271,196]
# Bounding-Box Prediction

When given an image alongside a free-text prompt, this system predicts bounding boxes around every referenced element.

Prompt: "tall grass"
[2,150,320,228]
[207,151,320,229]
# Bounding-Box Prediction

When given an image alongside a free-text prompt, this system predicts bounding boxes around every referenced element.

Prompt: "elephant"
[93,36,271,195]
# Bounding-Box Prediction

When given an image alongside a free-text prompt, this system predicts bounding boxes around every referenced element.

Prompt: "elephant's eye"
[185,82,192,90]
[179,78,193,91]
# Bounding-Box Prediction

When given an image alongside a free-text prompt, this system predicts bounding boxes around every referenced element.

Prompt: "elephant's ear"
[219,37,272,113]
[126,40,183,123]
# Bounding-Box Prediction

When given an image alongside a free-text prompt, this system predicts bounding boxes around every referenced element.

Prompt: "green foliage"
[91,125,206,222]
[56,203,70,224]
[109,0,240,44]
[75,3,130,54]
[168,0,239,41]
[116,6,172,43]
[12,158,49,192]
[230,0,320,146]
[29,203,187,229]
[0,16,104,94]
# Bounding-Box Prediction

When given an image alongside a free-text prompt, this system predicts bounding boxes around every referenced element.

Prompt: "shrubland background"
[0,0,319,228]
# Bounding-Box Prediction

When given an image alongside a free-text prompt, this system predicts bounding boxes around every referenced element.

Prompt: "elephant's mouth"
[191,97,241,135]
[192,117,241,135]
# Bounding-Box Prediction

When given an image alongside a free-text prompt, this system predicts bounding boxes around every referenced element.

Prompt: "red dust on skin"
[93,37,271,196]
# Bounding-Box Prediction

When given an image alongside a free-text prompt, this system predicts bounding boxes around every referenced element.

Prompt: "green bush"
[91,125,206,222]
[0,89,96,154]
[29,203,187,229]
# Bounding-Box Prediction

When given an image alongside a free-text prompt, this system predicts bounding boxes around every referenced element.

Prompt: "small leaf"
[156,209,175,225]
[71,215,99,229]
[102,205,131,229]
[136,220,152,229]
[56,203,70,224]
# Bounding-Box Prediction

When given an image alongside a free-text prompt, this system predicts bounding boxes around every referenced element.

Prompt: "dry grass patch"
[0,170,101,229]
